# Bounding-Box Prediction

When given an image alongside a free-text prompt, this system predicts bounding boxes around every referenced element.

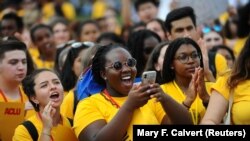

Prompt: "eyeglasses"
[202,25,222,34]
[71,41,95,48]
[175,52,201,64]
[105,58,137,70]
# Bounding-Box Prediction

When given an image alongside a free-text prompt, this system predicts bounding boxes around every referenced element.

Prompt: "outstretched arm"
[150,84,193,124]
[200,90,228,124]
[121,0,133,27]
[197,38,216,82]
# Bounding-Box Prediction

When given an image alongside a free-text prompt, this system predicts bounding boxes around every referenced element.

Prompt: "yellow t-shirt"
[233,37,248,57]
[61,2,76,21]
[91,0,107,19]
[211,74,250,124]
[215,53,229,79]
[0,86,35,119]
[161,81,213,124]
[42,2,76,22]
[28,47,39,59]
[61,89,75,120]
[13,113,77,141]
[73,93,165,140]
[219,11,229,25]
[32,56,54,69]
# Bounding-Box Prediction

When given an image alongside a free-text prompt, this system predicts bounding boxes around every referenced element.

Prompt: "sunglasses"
[105,58,137,70]
[202,25,222,34]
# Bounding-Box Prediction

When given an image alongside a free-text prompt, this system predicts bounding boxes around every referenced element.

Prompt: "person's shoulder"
[89,92,103,98]
[78,93,103,105]
[13,124,32,140]
[25,114,39,125]
[13,116,38,140]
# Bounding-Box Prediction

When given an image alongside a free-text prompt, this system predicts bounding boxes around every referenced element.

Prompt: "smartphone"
[141,71,156,85]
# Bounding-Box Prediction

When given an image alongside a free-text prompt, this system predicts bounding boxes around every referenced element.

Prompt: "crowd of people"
[0,0,250,140]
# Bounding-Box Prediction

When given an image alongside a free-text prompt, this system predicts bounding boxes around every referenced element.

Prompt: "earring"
[171,67,174,69]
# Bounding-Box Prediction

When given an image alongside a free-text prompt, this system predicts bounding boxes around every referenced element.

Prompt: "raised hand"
[148,83,168,103]
[197,38,215,82]
[196,67,210,103]
[183,68,199,107]
[41,101,56,130]
[124,84,154,111]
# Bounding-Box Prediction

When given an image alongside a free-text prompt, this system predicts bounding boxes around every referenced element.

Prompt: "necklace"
[102,89,120,108]
[0,88,23,102]
[173,81,198,124]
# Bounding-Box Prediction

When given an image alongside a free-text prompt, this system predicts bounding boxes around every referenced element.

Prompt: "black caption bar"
[133,125,250,140]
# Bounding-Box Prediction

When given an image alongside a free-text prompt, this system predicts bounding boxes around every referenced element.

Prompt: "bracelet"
[42,132,51,136]
[182,101,190,109]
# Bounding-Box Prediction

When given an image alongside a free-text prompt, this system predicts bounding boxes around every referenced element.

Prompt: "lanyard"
[102,89,120,108]
[173,81,198,124]
[38,113,55,141]
[0,88,23,102]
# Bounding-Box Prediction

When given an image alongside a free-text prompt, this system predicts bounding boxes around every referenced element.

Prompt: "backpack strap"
[22,121,38,141]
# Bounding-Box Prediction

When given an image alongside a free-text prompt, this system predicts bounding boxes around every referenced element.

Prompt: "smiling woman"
[30,24,57,69]
[13,69,77,141]
[73,44,193,141]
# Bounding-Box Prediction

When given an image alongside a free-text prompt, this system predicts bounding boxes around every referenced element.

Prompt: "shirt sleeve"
[211,74,230,100]
[12,125,32,141]
[73,98,105,138]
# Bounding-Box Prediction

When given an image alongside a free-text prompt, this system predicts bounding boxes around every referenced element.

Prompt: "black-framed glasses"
[175,52,201,64]
[105,58,137,70]
[71,41,95,48]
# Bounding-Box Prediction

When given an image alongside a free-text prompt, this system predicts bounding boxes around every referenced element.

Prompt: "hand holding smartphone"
[141,71,156,85]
